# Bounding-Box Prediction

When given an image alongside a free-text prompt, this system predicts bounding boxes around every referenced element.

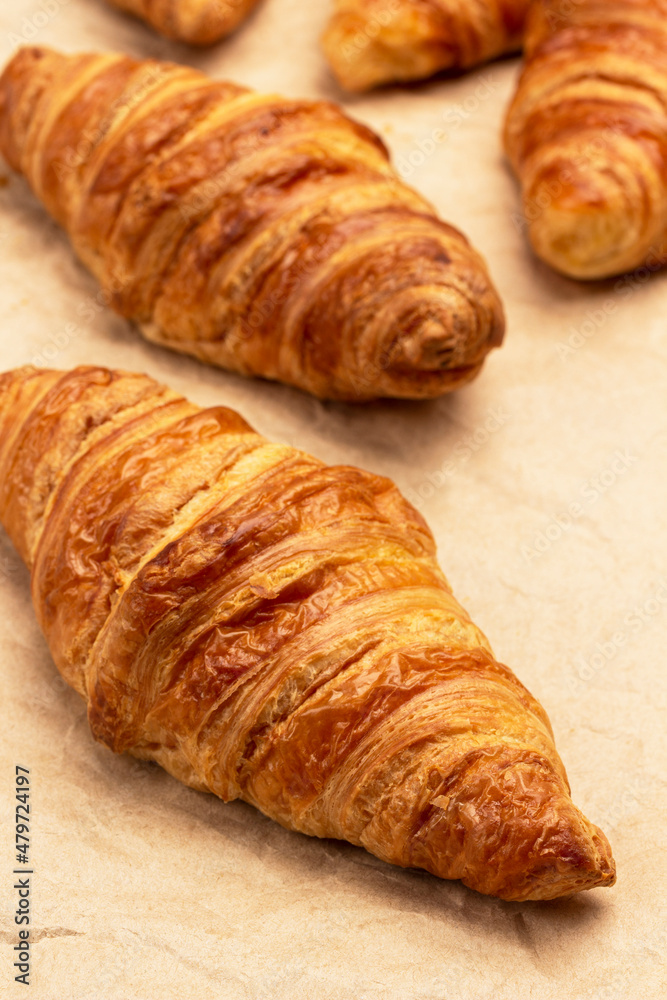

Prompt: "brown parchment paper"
[0,2,666,997]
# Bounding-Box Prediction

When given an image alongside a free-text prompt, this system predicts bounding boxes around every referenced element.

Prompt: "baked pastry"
[504,0,667,280]
[322,0,531,92]
[0,363,616,902]
[105,0,262,45]
[0,46,504,402]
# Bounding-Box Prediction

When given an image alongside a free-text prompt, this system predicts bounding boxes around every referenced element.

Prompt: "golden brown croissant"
[0,47,504,402]
[0,363,616,902]
[322,0,531,92]
[105,0,262,45]
[504,0,667,280]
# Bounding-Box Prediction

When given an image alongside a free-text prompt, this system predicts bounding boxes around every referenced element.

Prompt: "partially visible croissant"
[105,0,262,45]
[322,0,531,92]
[0,363,616,902]
[0,46,504,401]
[504,0,667,280]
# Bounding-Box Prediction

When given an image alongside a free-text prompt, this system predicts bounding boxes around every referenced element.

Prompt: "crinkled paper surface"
[0,2,665,998]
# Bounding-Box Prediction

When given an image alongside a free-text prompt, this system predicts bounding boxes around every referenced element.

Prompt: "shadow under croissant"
[113,745,612,934]
[35,659,611,929]
[10,576,618,937]
[3,526,612,916]
[27,668,611,923]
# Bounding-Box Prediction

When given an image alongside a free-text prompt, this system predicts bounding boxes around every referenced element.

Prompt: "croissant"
[322,0,531,92]
[504,0,667,280]
[0,363,616,902]
[104,0,262,45]
[0,47,504,402]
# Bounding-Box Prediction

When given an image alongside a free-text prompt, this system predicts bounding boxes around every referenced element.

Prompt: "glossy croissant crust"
[0,364,616,901]
[105,0,262,45]
[322,0,531,92]
[0,46,504,401]
[504,0,667,279]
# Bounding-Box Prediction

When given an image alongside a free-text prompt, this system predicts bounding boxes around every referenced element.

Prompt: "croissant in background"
[105,0,262,45]
[0,364,616,902]
[322,0,531,92]
[504,0,667,280]
[0,47,504,401]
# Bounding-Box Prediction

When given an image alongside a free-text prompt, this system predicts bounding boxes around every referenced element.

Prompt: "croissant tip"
[322,13,450,93]
[392,317,462,371]
[385,293,503,376]
[497,816,617,902]
[524,163,655,280]
[5,44,53,70]
[415,751,617,901]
